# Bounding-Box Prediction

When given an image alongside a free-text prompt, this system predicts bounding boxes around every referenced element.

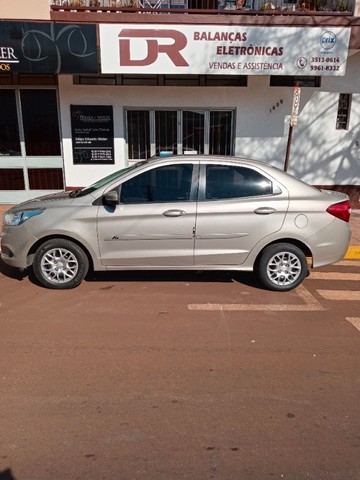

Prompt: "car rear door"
[194,162,289,266]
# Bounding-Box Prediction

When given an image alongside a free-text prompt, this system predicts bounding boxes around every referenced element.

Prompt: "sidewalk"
[345,209,360,259]
[0,204,359,259]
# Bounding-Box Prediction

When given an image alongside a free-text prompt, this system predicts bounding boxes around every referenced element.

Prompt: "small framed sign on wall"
[71,105,114,165]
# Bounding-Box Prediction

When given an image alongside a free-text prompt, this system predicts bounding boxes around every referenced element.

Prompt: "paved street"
[1,0,360,476]
[1,257,360,480]
[1,205,359,480]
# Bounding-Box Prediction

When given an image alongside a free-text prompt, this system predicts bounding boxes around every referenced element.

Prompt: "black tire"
[33,239,89,289]
[255,243,307,291]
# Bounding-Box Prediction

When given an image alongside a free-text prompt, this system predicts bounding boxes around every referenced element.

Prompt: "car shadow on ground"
[0,469,16,480]
[0,258,261,289]
[0,259,27,281]
[88,269,261,289]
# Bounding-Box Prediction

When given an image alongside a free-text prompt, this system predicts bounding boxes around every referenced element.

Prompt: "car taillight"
[326,200,351,222]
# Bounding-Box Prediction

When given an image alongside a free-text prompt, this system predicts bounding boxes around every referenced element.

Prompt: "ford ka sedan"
[1,156,352,291]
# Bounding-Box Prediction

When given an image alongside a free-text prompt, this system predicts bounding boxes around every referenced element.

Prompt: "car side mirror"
[103,190,119,205]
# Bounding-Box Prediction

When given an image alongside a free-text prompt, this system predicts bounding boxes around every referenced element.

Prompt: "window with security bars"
[156,111,178,155]
[126,109,234,160]
[127,110,151,159]
[209,111,232,155]
[336,93,352,130]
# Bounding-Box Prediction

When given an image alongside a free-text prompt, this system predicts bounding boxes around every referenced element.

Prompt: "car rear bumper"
[309,219,351,267]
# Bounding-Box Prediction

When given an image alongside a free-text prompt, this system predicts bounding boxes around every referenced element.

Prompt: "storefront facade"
[0,21,97,203]
[1,15,360,206]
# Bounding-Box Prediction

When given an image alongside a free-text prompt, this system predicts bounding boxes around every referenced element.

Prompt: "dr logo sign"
[118,29,189,67]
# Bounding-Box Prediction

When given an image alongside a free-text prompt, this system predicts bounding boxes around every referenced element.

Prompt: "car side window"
[205,165,273,200]
[120,164,194,204]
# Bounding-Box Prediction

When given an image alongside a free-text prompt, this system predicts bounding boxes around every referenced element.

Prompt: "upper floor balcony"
[47,0,360,50]
[49,0,354,14]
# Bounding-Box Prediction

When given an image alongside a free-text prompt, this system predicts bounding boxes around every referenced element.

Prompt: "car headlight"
[3,209,44,226]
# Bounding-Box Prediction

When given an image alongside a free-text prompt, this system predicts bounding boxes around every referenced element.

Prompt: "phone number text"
[310,65,340,71]
[311,57,340,63]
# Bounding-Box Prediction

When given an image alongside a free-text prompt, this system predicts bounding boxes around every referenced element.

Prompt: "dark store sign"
[0,22,98,74]
[71,105,115,165]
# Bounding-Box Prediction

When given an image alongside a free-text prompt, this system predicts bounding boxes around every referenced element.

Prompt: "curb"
[344,246,360,260]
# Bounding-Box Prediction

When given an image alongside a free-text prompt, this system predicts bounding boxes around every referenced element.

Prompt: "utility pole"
[284,84,301,172]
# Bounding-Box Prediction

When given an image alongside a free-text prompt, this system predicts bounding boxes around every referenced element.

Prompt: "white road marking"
[336,260,360,267]
[346,317,360,332]
[309,272,360,281]
[317,290,360,301]
[188,284,325,312]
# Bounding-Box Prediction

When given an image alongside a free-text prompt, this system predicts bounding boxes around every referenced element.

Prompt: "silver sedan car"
[1,156,352,291]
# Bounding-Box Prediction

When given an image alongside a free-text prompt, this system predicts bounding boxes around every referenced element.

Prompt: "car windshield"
[72,162,145,197]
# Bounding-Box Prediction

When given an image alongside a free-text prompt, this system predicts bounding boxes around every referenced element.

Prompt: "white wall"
[59,78,128,187]
[286,53,360,185]
[0,0,50,19]
[354,0,360,15]
[239,53,360,184]
[58,52,360,188]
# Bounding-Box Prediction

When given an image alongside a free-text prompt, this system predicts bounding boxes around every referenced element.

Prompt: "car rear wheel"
[256,243,307,291]
[33,239,89,289]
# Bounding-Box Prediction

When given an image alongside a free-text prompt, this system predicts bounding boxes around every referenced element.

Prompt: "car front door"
[194,163,289,266]
[97,162,198,267]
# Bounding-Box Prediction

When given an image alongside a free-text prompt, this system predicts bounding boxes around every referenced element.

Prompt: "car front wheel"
[256,243,308,291]
[33,239,89,289]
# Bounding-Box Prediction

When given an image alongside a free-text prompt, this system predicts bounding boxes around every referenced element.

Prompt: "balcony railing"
[49,0,353,13]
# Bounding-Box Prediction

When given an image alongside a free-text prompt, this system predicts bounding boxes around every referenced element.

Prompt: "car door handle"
[254,207,277,215]
[163,209,186,217]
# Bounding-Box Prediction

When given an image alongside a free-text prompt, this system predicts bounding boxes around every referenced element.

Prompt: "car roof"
[144,155,275,168]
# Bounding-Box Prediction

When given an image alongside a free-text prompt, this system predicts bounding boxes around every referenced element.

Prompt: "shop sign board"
[99,24,350,76]
[71,105,115,165]
[0,22,98,74]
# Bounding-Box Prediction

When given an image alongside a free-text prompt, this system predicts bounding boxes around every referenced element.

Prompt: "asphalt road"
[1,261,360,480]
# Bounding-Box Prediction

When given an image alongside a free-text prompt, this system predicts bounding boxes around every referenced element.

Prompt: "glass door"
[0,89,24,200]
[0,88,63,204]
